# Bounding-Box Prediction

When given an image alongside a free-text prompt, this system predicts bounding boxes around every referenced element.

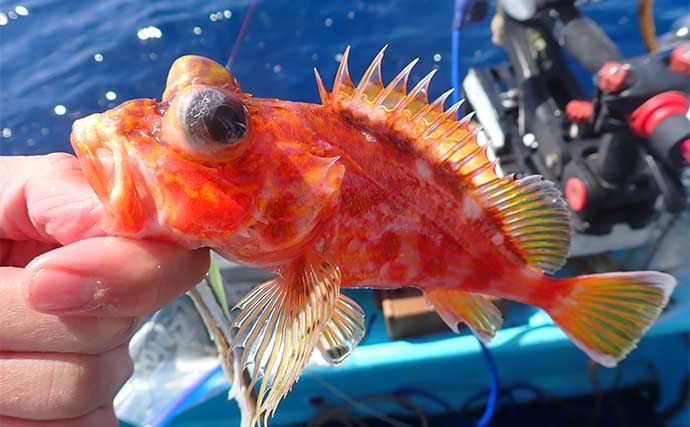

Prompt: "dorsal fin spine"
[435,114,464,139]
[438,131,475,165]
[314,68,330,104]
[332,46,353,103]
[425,100,465,138]
[458,111,476,130]
[411,88,454,124]
[468,159,496,180]
[390,69,437,120]
[351,45,387,105]
[451,144,483,172]
[373,58,418,109]
[430,88,455,113]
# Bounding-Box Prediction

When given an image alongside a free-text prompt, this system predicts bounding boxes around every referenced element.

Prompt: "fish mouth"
[71,109,154,234]
[71,113,116,207]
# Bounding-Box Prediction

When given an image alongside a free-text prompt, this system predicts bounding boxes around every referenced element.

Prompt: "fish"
[70,46,676,426]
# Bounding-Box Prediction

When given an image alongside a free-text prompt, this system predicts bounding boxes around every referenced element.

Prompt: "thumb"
[0,153,104,244]
[24,237,210,315]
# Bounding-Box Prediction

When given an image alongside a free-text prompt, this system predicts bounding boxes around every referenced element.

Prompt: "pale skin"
[0,153,210,427]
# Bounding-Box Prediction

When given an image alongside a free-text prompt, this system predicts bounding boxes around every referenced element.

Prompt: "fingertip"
[1,153,105,245]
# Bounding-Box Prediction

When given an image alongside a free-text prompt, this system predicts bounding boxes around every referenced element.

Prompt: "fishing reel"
[462,0,690,256]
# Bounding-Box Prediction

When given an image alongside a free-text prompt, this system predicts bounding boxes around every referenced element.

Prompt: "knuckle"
[44,152,78,170]
[48,357,105,416]
[46,351,130,418]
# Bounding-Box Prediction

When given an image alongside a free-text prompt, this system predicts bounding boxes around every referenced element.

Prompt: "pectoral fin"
[425,289,503,343]
[317,294,366,366]
[229,257,342,426]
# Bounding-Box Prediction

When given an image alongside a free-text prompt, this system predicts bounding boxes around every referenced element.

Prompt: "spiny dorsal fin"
[315,47,572,273]
[229,260,342,426]
[315,46,496,188]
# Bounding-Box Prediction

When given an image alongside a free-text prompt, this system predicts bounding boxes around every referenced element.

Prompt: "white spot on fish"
[380,263,391,276]
[462,196,481,219]
[491,233,504,245]
[415,159,433,180]
[361,131,376,142]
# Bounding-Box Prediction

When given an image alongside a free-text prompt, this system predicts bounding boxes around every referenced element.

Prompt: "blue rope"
[474,340,499,427]
[451,0,465,116]
[451,28,462,115]
[452,1,499,425]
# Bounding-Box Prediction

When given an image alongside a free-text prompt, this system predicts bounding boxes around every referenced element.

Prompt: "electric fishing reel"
[461,0,690,256]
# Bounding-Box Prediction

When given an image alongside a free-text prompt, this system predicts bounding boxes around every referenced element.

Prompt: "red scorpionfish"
[71,47,676,425]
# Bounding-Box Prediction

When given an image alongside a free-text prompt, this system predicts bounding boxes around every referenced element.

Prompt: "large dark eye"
[180,87,248,144]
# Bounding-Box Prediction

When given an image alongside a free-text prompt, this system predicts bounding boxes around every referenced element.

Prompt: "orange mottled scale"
[71,47,676,426]
[306,107,519,290]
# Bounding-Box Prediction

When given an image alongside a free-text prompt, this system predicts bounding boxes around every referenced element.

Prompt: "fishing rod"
[226,0,258,70]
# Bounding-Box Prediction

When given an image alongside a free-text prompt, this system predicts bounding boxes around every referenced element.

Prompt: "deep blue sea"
[0,0,687,156]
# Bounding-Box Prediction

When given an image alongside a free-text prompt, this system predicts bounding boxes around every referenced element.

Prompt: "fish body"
[71,48,676,426]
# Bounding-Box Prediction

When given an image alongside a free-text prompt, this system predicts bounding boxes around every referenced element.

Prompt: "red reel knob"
[565,177,588,212]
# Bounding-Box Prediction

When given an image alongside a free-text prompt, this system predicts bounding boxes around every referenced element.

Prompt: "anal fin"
[425,289,503,343]
[229,258,342,426]
[317,294,366,366]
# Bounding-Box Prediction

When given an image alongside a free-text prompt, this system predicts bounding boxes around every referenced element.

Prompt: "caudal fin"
[545,271,676,367]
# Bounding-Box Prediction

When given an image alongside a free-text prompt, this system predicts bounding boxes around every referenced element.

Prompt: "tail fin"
[545,272,676,367]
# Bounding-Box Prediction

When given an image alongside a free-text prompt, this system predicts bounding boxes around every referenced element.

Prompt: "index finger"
[0,153,104,245]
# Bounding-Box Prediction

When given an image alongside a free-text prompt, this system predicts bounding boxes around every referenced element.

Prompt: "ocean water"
[0,0,687,156]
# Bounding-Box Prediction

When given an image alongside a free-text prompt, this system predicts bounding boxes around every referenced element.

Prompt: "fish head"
[71,55,344,266]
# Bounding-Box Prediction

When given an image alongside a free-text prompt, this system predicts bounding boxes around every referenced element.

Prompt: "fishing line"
[226,0,259,70]
[147,2,262,425]
[311,374,425,427]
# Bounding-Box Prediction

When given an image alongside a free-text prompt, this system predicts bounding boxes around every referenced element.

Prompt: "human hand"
[0,153,210,427]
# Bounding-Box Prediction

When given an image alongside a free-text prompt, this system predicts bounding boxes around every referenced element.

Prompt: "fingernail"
[28,268,96,311]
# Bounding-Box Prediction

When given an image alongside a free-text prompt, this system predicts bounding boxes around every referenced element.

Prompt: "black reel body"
[463,0,690,255]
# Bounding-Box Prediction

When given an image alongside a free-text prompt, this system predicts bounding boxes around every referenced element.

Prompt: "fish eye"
[180,87,248,145]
